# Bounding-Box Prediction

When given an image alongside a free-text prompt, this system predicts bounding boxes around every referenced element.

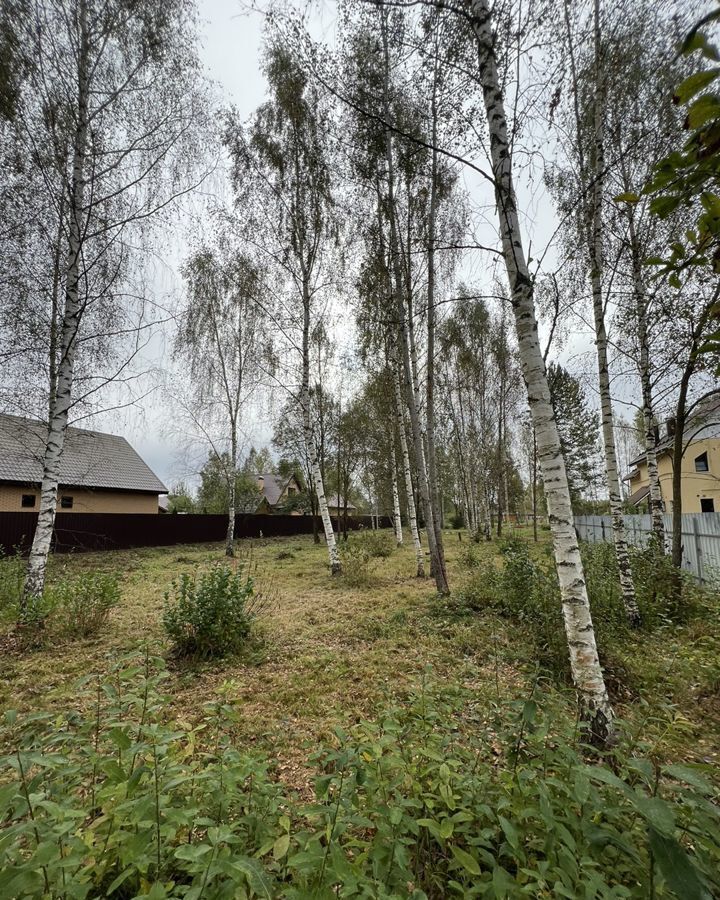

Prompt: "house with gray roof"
[251,472,304,514]
[0,414,167,514]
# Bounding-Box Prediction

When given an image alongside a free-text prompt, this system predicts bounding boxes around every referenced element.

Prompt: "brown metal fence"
[0,512,392,555]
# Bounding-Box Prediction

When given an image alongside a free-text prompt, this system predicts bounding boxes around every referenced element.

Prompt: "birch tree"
[226,42,341,573]
[177,237,266,556]
[468,0,613,741]
[553,0,640,626]
[5,0,205,608]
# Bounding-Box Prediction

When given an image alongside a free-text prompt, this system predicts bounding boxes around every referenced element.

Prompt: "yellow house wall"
[0,485,159,514]
[627,439,720,513]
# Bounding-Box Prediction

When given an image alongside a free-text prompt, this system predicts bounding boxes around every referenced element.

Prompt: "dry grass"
[1,527,718,782]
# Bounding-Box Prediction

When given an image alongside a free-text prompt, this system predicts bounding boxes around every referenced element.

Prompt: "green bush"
[0,548,25,622]
[51,571,120,637]
[0,655,718,898]
[455,537,568,675]
[162,564,256,658]
[351,529,394,558]
[454,537,714,682]
[458,541,483,570]
[339,541,375,587]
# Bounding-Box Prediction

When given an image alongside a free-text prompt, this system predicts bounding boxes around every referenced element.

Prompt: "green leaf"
[682,28,720,62]
[440,818,454,839]
[662,765,715,794]
[106,868,134,895]
[522,700,537,725]
[614,191,640,203]
[273,833,290,860]
[675,69,720,105]
[648,827,712,900]
[451,845,481,876]
[228,857,274,898]
[634,796,675,837]
[174,843,212,862]
[650,195,682,218]
[687,94,720,129]
[108,727,131,751]
[498,815,519,850]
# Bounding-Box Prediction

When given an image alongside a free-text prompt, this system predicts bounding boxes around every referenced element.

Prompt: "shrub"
[52,571,121,637]
[0,656,717,898]
[454,538,568,677]
[458,541,483,570]
[351,529,394,558]
[339,541,376,587]
[0,548,24,620]
[163,564,257,658]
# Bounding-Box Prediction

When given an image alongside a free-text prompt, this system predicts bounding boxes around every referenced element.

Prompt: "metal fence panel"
[0,512,393,555]
[574,512,720,583]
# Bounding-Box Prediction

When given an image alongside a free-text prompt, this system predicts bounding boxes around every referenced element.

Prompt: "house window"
[700,498,715,513]
[695,452,709,473]
[60,496,73,509]
[21,494,36,508]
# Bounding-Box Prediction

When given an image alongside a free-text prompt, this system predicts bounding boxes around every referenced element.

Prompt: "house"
[0,414,167,514]
[326,494,357,517]
[253,472,304,514]
[624,404,720,514]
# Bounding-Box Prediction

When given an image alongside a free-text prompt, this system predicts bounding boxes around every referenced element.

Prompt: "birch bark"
[394,363,424,576]
[301,278,340,574]
[380,15,449,594]
[470,0,613,741]
[226,429,237,557]
[391,445,403,546]
[23,0,90,605]
[425,37,447,576]
[586,0,641,626]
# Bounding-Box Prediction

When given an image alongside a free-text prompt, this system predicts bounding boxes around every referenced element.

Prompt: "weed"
[351,529,395,558]
[0,656,717,898]
[52,571,121,637]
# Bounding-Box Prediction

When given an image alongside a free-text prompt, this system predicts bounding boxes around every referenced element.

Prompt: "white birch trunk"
[627,208,665,545]
[587,0,641,627]
[380,19,448,594]
[301,281,340,575]
[23,2,90,607]
[394,365,424,577]
[225,430,237,558]
[424,47,446,574]
[391,445,403,546]
[470,0,613,741]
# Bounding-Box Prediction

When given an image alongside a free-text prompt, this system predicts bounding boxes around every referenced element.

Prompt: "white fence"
[574,513,720,584]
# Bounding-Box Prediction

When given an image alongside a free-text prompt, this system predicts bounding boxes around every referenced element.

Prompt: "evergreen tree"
[547,363,603,505]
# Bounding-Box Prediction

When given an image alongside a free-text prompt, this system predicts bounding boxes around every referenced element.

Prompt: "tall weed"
[0,655,717,898]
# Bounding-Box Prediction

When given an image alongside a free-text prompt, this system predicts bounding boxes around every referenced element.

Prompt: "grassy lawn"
[1,528,718,784]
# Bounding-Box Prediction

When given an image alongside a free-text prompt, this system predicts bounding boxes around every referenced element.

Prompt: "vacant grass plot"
[1,530,719,897]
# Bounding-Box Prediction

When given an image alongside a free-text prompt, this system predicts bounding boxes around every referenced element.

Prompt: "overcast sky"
[87,0,637,491]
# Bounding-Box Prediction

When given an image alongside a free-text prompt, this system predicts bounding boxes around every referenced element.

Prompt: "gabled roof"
[0,414,167,493]
[257,472,297,506]
[628,397,720,470]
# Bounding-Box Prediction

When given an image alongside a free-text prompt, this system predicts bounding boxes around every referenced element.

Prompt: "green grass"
[1,528,718,784]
